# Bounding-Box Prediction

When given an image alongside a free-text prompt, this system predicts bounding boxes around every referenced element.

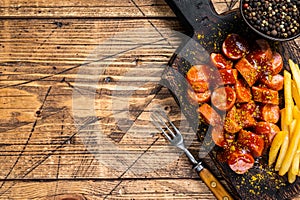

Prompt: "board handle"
[165,0,220,31]
[198,168,234,200]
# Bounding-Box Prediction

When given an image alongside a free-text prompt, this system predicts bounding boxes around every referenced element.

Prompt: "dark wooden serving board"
[161,0,300,199]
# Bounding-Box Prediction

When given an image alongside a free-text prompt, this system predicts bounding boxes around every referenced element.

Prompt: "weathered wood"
[0,85,214,179]
[0,0,175,18]
[0,179,217,199]
[0,19,182,64]
[0,0,238,18]
[0,0,299,199]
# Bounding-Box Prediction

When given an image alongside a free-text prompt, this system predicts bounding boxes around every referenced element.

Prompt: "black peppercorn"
[242,0,300,39]
[256,20,261,25]
[271,30,277,36]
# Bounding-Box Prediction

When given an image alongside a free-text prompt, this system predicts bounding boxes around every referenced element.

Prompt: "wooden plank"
[0,19,182,65]
[0,16,196,182]
[0,0,243,18]
[0,17,198,191]
[0,0,175,18]
[0,179,217,200]
[0,18,183,145]
[1,179,299,199]
[0,84,215,180]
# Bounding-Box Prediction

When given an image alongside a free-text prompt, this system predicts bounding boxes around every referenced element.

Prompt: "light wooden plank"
[0,179,216,199]
[0,84,210,180]
[0,19,182,64]
[0,0,175,18]
[1,179,299,200]
[0,0,242,18]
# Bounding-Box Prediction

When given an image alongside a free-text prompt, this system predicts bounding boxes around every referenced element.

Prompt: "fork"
[151,109,233,200]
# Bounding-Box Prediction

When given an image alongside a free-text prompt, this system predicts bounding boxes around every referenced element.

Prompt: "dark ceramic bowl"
[239,0,300,42]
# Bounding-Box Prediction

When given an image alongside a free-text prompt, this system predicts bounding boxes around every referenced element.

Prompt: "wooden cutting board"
[161,0,300,199]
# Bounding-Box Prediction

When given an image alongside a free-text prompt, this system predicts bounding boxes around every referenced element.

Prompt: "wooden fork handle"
[198,168,234,200]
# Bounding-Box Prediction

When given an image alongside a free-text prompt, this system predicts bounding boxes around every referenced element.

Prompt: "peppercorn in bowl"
[240,0,300,41]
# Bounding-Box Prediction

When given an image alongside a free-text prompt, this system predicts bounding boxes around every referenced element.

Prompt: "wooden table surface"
[0,0,299,199]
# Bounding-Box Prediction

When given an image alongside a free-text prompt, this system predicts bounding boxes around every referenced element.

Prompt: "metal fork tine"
[151,111,172,133]
[150,113,172,141]
[153,110,177,138]
[158,108,181,137]
[169,121,180,134]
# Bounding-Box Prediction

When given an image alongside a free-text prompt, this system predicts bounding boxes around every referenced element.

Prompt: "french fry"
[289,59,300,95]
[275,131,289,171]
[292,80,300,108]
[288,166,297,183]
[292,151,300,175]
[279,118,300,176]
[284,70,293,126]
[269,131,287,166]
[281,108,289,133]
[275,109,289,171]
[289,119,297,137]
[293,104,300,120]
[269,60,300,179]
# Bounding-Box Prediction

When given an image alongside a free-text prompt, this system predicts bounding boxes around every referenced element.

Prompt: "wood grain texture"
[0,0,299,199]
[0,0,175,18]
[0,179,218,199]
[198,168,234,200]
[0,0,239,18]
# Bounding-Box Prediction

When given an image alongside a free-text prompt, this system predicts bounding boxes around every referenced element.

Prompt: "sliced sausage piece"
[255,39,273,60]
[227,148,255,174]
[235,57,259,86]
[252,103,263,119]
[186,65,210,84]
[271,52,283,75]
[245,39,272,70]
[211,86,236,111]
[237,100,256,114]
[224,106,242,134]
[224,133,235,147]
[210,53,233,69]
[237,108,257,128]
[254,39,273,62]
[235,78,252,103]
[187,89,211,104]
[211,126,227,148]
[252,86,279,105]
[254,122,280,145]
[207,68,223,89]
[198,103,222,127]
[260,104,280,123]
[222,34,249,60]
[218,69,238,85]
[260,74,284,91]
[191,80,209,93]
[237,130,265,157]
